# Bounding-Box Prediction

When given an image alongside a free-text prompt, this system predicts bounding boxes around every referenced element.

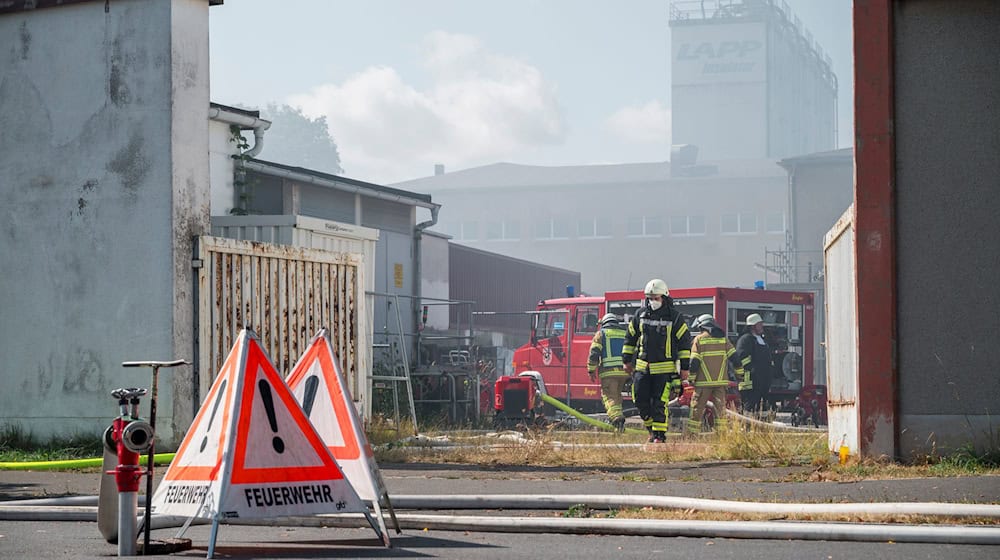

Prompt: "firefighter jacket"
[690,327,744,387]
[622,301,691,375]
[587,324,628,378]
[735,330,771,391]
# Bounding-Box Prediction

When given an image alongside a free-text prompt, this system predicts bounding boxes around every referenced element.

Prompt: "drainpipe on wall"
[413,204,441,365]
[207,106,271,156]
[208,106,272,213]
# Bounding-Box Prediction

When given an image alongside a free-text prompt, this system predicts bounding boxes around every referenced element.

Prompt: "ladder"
[367,292,418,435]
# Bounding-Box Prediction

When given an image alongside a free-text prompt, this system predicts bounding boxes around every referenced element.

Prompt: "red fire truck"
[510,287,815,413]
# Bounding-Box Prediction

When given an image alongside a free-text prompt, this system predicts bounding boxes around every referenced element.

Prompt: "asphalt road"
[1,461,998,559]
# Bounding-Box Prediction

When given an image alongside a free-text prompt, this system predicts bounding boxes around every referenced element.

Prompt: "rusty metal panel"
[196,236,368,415]
[853,0,897,459]
[823,205,858,456]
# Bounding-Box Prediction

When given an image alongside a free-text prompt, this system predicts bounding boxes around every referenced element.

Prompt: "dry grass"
[372,417,829,467]
[369,415,1000,481]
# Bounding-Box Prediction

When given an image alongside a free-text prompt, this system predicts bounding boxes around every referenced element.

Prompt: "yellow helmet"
[644,278,669,297]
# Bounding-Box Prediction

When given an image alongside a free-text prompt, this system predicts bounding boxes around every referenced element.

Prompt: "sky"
[209,0,853,185]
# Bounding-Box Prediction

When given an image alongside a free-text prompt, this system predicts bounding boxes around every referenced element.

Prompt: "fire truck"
[510,287,815,414]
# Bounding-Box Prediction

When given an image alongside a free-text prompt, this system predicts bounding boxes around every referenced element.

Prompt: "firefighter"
[587,313,629,433]
[622,279,692,443]
[686,314,744,434]
[735,312,772,413]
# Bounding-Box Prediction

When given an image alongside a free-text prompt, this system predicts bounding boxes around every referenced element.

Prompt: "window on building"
[670,215,706,236]
[536,218,571,240]
[721,213,757,234]
[578,217,613,239]
[766,213,785,234]
[626,216,662,238]
[553,218,571,239]
[486,220,520,241]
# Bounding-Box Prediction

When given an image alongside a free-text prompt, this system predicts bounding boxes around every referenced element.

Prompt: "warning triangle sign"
[286,329,399,539]
[150,329,383,549]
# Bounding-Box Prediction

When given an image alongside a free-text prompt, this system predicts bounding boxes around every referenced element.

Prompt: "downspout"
[207,107,271,157]
[207,107,272,214]
[413,204,441,362]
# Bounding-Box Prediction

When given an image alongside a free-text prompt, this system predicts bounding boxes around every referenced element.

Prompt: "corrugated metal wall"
[195,236,367,413]
[448,243,581,336]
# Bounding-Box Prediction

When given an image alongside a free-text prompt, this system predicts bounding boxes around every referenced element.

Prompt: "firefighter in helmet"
[686,314,744,434]
[735,312,772,413]
[588,313,629,433]
[622,279,692,443]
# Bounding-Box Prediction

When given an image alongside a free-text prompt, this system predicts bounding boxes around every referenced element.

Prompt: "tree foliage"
[254,104,343,174]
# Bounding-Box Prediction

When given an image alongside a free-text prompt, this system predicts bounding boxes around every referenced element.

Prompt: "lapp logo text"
[677,40,762,60]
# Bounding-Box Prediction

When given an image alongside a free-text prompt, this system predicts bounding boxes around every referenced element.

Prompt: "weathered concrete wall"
[894,0,1000,457]
[0,0,210,445]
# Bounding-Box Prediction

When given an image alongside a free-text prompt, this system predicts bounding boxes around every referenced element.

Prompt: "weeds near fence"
[0,423,103,462]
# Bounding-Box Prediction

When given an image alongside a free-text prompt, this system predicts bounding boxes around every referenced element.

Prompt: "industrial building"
[395,159,792,296]
[669,0,838,160]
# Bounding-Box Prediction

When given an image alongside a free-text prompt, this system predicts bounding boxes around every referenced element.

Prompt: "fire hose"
[1,494,999,545]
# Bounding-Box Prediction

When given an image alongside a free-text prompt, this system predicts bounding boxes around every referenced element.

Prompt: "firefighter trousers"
[631,369,668,433]
[688,385,728,433]
[600,375,629,422]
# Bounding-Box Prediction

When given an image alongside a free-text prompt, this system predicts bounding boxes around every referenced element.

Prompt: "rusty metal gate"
[194,236,368,410]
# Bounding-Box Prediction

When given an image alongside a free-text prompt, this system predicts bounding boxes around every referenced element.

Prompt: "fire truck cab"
[511,287,815,413]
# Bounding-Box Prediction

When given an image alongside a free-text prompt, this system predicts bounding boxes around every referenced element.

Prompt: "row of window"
[444,213,785,241]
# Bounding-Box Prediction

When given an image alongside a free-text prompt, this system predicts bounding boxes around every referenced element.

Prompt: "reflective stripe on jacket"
[690,332,744,387]
[588,326,628,378]
[622,303,691,375]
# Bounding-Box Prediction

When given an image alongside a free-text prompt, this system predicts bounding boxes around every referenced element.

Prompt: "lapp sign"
[677,40,763,60]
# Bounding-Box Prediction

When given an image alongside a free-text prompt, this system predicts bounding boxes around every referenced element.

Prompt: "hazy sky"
[210,0,853,185]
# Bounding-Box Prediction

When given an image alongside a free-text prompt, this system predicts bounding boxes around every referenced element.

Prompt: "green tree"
[255,103,343,174]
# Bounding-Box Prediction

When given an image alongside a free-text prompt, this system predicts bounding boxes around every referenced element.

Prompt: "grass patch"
[0,423,103,463]
[372,420,828,468]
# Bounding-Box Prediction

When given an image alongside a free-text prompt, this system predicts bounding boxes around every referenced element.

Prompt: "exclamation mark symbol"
[200,380,227,453]
[258,380,285,454]
[301,376,320,418]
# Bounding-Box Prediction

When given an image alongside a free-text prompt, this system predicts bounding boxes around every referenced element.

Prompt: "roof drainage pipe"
[207,106,271,158]
[1,507,999,545]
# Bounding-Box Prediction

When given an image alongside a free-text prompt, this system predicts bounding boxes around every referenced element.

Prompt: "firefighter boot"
[646,428,656,443]
[613,417,626,434]
[652,432,667,444]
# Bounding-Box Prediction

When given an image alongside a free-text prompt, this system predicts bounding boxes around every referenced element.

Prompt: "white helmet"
[644,278,669,297]
[693,314,717,331]
[599,313,619,326]
[746,313,764,326]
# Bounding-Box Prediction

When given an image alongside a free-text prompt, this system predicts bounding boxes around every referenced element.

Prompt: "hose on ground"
[1,503,999,545]
[0,453,175,471]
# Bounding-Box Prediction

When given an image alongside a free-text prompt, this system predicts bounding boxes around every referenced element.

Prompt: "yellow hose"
[540,394,648,435]
[0,453,175,471]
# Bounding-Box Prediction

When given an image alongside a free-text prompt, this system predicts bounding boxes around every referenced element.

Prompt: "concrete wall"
[894,0,1000,457]
[790,158,854,276]
[0,0,210,445]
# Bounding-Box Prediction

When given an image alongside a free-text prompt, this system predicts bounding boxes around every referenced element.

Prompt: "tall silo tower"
[669,0,838,160]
